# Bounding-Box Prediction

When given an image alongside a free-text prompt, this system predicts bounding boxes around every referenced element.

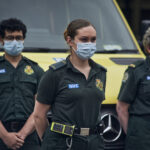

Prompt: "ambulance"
[0,0,145,149]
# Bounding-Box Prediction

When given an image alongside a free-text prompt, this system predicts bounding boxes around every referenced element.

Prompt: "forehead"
[5,30,23,36]
[76,26,96,37]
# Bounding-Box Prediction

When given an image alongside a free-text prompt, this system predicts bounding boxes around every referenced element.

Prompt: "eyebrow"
[80,35,96,38]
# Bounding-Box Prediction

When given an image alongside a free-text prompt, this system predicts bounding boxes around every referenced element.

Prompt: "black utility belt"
[2,120,26,132]
[50,122,103,137]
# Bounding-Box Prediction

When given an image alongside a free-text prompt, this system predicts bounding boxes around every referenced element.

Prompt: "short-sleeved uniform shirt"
[37,56,107,128]
[0,55,44,122]
[118,56,150,115]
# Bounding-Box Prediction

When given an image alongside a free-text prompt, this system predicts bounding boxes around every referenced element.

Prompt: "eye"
[5,36,14,41]
[91,37,96,42]
[16,36,24,41]
[79,37,88,42]
[4,35,24,41]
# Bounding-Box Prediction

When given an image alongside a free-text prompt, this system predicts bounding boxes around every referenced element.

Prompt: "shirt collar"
[2,54,24,60]
[65,55,100,73]
[1,54,24,66]
[0,55,5,62]
[66,55,74,69]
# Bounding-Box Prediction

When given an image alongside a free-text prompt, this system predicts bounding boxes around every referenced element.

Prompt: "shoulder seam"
[128,60,145,69]
[23,56,38,65]
[97,64,107,71]
[50,60,67,70]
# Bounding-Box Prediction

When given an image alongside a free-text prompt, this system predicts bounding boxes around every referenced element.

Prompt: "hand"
[16,131,27,141]
[2,132,24,150]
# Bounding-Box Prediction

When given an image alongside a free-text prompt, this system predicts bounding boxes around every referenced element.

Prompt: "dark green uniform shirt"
[37,56,106,128]
[0,55,44,122]
[118,56,150,115]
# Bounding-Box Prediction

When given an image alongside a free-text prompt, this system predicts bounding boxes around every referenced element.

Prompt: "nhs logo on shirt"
[147,76,150,80]
[0,69,6,73]
[68,84,79,89]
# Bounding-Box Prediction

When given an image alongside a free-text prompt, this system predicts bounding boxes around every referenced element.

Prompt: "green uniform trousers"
[41,127,104,150]
[125,115,150,150]
[0,131,41,150]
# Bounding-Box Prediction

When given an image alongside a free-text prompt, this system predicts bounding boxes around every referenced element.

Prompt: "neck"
[5,53,22,67]
[69,53,91,80]
[69,53,89,69]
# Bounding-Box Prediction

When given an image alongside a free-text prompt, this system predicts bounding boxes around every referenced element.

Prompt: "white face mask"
[73,42,96,60]
[3,40,24,56]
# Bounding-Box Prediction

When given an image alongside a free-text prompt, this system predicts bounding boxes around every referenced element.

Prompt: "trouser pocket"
[71,134,104,150]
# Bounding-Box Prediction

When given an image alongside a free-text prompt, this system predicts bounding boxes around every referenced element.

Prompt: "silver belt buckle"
[80,128,90,136]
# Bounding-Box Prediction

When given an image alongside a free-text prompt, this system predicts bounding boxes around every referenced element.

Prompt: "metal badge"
[80,128,90,136]
[101,113,122,142]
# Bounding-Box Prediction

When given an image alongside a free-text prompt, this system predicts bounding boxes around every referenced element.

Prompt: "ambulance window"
[0,0,137,52]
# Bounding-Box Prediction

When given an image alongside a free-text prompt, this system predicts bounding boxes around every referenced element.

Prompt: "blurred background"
[117,0,150,41]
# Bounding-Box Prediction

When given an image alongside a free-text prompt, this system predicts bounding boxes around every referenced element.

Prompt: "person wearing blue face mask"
[3,40,24,56]
[0,18,44,150]
[33,19,107,150]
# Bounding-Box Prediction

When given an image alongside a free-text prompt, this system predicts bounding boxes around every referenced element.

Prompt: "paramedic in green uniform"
[33,19,107,150]
[117,27,150,150]
[0,18,44,150]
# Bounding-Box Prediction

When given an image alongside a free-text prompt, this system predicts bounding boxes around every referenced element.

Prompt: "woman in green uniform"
[33,19,107,150]
[117,27,150,150]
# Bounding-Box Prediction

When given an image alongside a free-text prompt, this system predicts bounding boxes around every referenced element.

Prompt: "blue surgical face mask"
[73,42,96,60]
[3,40,24,56]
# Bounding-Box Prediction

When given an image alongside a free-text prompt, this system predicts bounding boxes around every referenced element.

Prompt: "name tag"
[68,84,79,89]
[0,69,6,73]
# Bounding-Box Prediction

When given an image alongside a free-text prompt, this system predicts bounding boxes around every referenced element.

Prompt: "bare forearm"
[33,100,50,140]
[118,110,129,134]
[18,113,35,139]
[0,121,8,140]
[34,115,49,140]
[0,121,24,149]
[116,101,129,134]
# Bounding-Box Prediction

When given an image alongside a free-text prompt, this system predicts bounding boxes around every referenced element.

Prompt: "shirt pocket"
[0,74,12,95]
[88,80,105,101]
[19,75,37,96]
[139,80,150,103]
[140,81,150,94]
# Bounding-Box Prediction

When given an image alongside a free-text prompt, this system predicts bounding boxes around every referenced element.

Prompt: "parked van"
[0,0,145,149]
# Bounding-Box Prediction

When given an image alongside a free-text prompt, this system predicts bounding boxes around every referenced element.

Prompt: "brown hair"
[64,19,95,41]
[143,27,150,54]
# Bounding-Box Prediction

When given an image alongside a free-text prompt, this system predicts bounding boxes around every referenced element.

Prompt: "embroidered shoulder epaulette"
[128,59,145,69]
[97,64,107,72]
[50,60,67,70]
[23,56,38,65]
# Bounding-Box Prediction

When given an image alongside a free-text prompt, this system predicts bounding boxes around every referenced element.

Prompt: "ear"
[66,36,74,47]
[146,47,150,54]
[0,36,4,45]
